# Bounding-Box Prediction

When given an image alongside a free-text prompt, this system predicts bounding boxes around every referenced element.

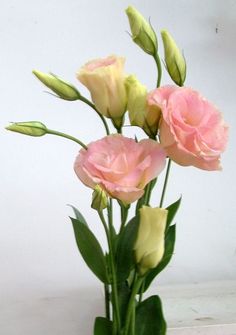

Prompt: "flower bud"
[126,6,157,56]
[33,70,80,101]
[6,121,47,137]
[91,185,108,211]
[77,55,127,130]
[126,75,161,138]
[161,30,186,86]
[134,206,167,275]
[126,75,147,126]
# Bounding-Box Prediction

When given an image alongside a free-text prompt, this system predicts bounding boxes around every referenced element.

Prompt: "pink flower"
[74,134,166,204]
[150,86,228,170]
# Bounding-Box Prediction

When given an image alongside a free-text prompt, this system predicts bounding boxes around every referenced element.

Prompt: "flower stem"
[153,52,162,88]
[123,276,143,335]
[119,204,129,235]
[159,158,172,207]
[46,128,87,149]
[79,95,110,135]
[98,209,121,334]
[138,279,145,304]
[104,284,111,320]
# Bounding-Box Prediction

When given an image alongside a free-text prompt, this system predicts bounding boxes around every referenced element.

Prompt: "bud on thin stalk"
[126,6,158,56]
[161,30,186,86]
[5,121,47,136]
[6,121,87,149]
[33,70,81,101]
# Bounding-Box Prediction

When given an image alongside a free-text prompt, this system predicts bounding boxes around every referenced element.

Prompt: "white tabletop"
[1,280,236,334]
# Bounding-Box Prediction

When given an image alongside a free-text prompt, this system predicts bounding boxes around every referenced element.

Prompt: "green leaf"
[143,224,176,292]
[166,197,181,230]
[94,317,112,335]
[70,217,109,283]
[136,295,167,335]
[116,216,139,282]
[68,204,87,225]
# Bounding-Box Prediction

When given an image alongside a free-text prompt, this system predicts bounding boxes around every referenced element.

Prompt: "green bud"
[33,70,80,101]
[161,29,186,86]
[5,121,47,137]
[91,185,108,211]
[125,75,160,138]
[126,6,157,56]
[125,75,147,128]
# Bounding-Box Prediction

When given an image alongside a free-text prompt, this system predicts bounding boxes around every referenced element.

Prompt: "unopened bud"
[126,75,160,138]
[91,185,108,211]
[126,6,157,56]
[161,30,186,86]
[134,206,167,275]
[6,121,47,137]
[126,75,147,127]
[33,70,80,101]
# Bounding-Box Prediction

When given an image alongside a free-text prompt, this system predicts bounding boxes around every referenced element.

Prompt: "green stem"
[159,158,172,208]
[124,277,143,335]
[119,204,128,235]
[153,52,162,88]
[143,182,152,206]
[131,304,135,335]
[117,127,122,134]
[104,284,111,320]
[98,209,121,334]
[138,279,145,304]
[107,202,121,333]
[79,95,110,135]
[46,128,87,149]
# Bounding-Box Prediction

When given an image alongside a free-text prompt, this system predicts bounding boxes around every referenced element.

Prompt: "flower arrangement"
[6,5,228,335]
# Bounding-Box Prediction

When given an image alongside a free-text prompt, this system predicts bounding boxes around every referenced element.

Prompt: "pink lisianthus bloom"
[74,134,166,204]
[149,86,228,170]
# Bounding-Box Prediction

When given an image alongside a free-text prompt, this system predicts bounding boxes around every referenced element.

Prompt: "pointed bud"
[126,75,160,138]
[126,6,157,56]
[126,75,147,127]
[134,206,167,275]
[161,30,186,86]
[6,121,47,137]
[33,70,80,101]
[91,185,108,211]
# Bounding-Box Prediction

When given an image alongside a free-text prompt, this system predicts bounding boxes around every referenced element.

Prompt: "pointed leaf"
[94,317,112,335]
[166,197,181,230]
[68,204,87,225]
[70,217,109,283]
[136,295,166,335]
[143,224,176,292]
[116,216,139,282]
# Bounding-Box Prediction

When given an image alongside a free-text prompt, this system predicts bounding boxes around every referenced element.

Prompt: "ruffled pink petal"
[165,142,222,171]
[101,180,144,203]
[138,139,166,186]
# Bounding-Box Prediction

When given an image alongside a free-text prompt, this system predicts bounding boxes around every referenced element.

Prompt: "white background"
[1,0,236,309]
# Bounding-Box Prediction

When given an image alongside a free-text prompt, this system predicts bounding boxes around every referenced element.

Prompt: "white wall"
[1,0,235,299]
